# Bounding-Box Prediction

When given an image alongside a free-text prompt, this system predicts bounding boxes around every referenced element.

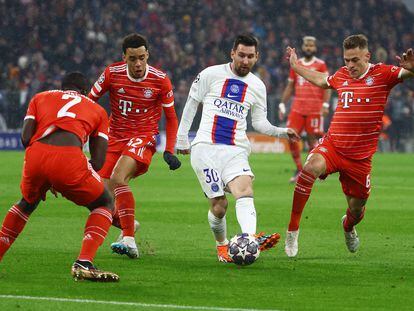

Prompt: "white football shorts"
[190,143,254,198]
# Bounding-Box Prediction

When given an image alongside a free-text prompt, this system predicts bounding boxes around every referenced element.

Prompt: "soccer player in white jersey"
[176,34,299,263]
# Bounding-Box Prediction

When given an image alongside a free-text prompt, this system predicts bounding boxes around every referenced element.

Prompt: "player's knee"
[303,155,325,177]
[108,174,128,191]
[87,189,114,212]
[210,197,228,218]
[16,198,39,215]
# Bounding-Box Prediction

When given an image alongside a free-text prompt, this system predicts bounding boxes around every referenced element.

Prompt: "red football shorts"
[310,136,372,199]
[287,111,324,136]
[98,136,156,179]
[21,142,104,206]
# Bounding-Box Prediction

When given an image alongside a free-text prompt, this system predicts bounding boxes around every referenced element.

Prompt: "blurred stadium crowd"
[0,0,413,151]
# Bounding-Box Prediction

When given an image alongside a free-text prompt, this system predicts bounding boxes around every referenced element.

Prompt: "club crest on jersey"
[143,88,153,98]
[211,183,219,192]
[98,73,105,84]
[221,79,248,103]
[365,76,374,86]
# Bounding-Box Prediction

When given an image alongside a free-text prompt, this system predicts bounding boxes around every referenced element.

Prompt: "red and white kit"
[287,57,328,135]
[89,62,178,178]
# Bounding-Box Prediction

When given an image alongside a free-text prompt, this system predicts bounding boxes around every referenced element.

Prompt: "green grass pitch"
[0,151,413,311]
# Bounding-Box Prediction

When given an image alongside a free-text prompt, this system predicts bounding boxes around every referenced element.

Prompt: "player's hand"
[322,106,329,117]
[286,46,298,68]
[396,48,414,72]
[177,149,191,155]
[163,151,181,170]
[286,128,300,141]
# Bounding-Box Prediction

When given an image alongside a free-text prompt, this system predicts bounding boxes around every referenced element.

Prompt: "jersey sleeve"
[88,66,111,100]
[325,68,343,89]
[24,94,38,120]
[288,68,296,82]
[91,107,109,140]
[382,64,403,88]
[188,68,209,102]
[160,76,175,107]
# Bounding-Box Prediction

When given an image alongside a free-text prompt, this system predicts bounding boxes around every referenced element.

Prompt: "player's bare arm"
[279,80,294,120]
[287,46,329,89]
[21,119,36,148]
[396,48,414,79]
[89,135,108,171]
[322,89,331,116]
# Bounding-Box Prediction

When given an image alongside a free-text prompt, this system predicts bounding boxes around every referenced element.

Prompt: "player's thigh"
[20,144,50,203]
[51,154,106,206]
[222,151,254,198]
[190,144,225,199]
[98,139,125,179]
[339,158,372,200]
[304,114,324,136]
[307,137,341,178]
[119,137,156,178]
[287,111,305,134]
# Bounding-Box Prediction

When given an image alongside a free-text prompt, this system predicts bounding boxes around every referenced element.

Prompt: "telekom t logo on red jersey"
[340,91,370,109]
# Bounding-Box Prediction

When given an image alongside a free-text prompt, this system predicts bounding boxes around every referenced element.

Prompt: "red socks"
[343,207,365,232]
[288,170,316,231]
[0,205,29,261]
[289,140,303,171]
[78,207,112,262]
[114,185,135,237]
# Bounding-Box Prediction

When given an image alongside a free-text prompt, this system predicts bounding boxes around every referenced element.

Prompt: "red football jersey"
[89,62,177,152]
[289,57,328,115]
[25,90,109,146]
[326,63,403,160]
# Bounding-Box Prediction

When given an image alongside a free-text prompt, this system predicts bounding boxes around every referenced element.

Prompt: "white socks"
[235,197,256,235]
[207,210,228,245]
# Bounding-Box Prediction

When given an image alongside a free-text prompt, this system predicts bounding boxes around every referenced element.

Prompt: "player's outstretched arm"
[396,48,414,80]
[287,46,329,89]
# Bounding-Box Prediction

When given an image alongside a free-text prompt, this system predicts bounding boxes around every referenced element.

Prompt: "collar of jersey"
[126,64,149,82]
[300,56,316,66]
[354,63,372,80]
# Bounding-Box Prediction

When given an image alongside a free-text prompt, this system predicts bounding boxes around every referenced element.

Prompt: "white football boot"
[341,215,360,253]
[116,220,140,243]
[285,230,299,257]
[111,220,140,259]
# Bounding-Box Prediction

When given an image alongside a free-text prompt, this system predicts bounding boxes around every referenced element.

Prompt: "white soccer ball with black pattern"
[228,233,260,265]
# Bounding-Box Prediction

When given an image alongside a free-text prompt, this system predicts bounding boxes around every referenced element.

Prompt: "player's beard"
[234,64,250,77]
[303,50,316,59]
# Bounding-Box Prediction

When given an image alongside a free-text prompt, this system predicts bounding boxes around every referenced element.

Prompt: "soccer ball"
[228,233,260,265]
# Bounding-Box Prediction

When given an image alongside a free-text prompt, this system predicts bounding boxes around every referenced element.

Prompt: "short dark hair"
[122,33,148,53]
[232,34,259,51]
[61,72,88,95]
[343,34,369,50]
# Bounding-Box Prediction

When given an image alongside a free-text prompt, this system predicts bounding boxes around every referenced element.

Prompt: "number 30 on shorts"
[203,168,219,184]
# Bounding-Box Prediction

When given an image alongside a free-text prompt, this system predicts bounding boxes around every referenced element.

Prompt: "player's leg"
[108,155,141,258]
[285,152,327,257]
[0,198,40,261]
[305,114,324,151]
[208,196,232,263]
[341,196,366,253]
[338,161,371,253]
[287,112,305,183]
[227,175,256,234]
[190,144,231,262]
[223,153,280,251]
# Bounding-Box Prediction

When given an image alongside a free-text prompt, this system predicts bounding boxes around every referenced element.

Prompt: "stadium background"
[0,0,414,152]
